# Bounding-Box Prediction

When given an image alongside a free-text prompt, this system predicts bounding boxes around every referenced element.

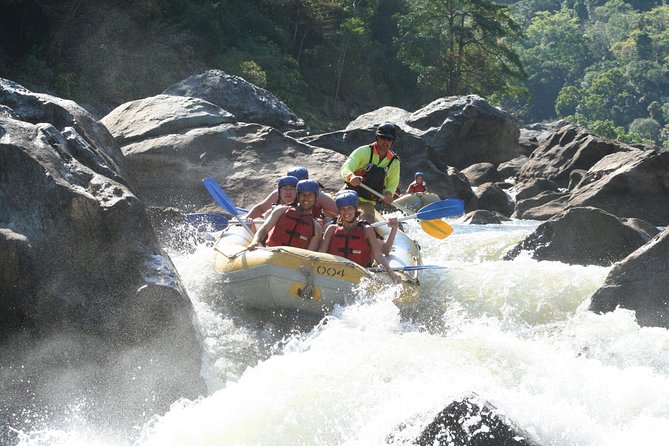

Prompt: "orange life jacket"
[327,222,372,267]
[266,207,315,249]
[408,181,427,193]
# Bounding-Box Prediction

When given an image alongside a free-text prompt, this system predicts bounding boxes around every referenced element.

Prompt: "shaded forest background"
[1,0,668,147]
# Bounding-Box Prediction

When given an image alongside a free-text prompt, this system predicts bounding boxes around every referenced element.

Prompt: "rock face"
[0,79,205,431]
[102,94,347,209]
[589,227,669,329]
[512,125,669,225]
[163,69,305,132]
[299,95,519,199]
[517,124,637,187]
[390,394,541,446]
[504,207,658,266]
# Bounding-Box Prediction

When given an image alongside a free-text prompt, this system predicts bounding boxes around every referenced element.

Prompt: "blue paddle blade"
[416,198,465,220]
[185,213,229,232]
[202,178,238,216]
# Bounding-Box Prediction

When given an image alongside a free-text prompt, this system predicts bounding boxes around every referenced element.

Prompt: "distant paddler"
[340,122,400,223]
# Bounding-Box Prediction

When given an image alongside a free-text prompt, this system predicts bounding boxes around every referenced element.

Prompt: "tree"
[395,0,526,101]
[516,9,593,121]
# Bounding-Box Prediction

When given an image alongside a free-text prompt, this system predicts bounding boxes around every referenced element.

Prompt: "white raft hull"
[210,222,421,316]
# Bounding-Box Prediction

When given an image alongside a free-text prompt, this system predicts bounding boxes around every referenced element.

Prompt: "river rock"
[388,394,541,446]
[102,95,347,209]
[518,121,568,156]
[462,162,500,186]
[461,210,511,224]
[504,207,657,265]
[589,227,669,328]
[299,95,519,199]
[163,69,305,132]
[514,178,560,202]
[566,148,669,226]
[517,124,638,188]
[0,79,205,431]
[497,155,528,180]
[475,182,514,217]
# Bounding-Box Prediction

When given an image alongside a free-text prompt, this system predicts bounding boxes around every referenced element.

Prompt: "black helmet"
[375,122,397,140]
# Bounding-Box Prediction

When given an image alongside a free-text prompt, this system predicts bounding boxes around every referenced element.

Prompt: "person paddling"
[340,122,401,223]
[246,175,299,221]
[248,180,322,251]
[319,190,399,282]
[247,167,337,222]
[406,171,428,194]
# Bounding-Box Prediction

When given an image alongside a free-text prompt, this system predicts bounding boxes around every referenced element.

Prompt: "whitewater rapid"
[14,218,669,446]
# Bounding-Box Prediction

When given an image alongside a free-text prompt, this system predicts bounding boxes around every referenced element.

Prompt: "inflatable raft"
[393,192,441,213]
[209,219,422,316]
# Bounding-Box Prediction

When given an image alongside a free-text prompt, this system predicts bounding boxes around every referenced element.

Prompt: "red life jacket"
[408,181,427,193]
[327,222,372,267]
[312,203,324,219]
[266,207,315,249]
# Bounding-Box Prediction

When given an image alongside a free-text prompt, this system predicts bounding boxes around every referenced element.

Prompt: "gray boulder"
[589,227,669,328]
[0,79,205,431]
[567,148,669,226]
[518,120,568,156]
[462,162,500,186]
[163,69,305,132]
[497,155,528,179]
[460,210,511,225]
[514,178,560,202]
[475,182,514,217]
[102,93,347,209]
[504,207,657,265]
[517,124,638,188]
[299,95,519,199]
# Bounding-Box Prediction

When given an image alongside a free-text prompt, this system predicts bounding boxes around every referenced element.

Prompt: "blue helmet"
[278,175,299,188]
[287,166,309,180]
[335,190,358,209]
[296,179,319,195]
[415,171,425,179]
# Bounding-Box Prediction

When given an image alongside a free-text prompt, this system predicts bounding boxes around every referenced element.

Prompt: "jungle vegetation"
[1,0,668,147]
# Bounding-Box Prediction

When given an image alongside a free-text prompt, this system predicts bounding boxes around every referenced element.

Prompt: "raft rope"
[298,257,317,300]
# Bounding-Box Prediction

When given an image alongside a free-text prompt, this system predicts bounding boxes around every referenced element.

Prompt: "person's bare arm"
[247,205,286,250]
[381,217,399,255]
[318,194,339,218]
[319,226,336,252]
[246,191,278,220]
[365,226,400,282]
[307,219,323,251]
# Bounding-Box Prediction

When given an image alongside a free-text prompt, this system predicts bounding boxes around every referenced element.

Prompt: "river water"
[14,217,669,446]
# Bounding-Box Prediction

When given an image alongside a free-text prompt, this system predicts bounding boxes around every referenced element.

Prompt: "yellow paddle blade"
[419,219,454,239]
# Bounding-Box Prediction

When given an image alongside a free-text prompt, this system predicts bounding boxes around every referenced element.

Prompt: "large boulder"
[299,95,519,199]
[517,124,638,188]
[504,207,658,265]
[0,79,205,432]
[102,94,347,209]
[518,121,568,156]
[163,69,305,132]
[567,148,669,226]
[589,227,669,328]
[388,394,541,446]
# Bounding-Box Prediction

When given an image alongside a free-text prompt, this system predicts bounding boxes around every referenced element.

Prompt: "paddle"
[368,264,446,272]
[202,178,255,237]
[358,183,457,239]
[185,213,229,232]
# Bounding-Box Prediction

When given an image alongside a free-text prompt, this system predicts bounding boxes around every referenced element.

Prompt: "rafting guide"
[341,122,401,223]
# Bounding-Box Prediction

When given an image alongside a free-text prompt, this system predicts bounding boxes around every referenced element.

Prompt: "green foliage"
[629,118,661,144]
[395,0,526,102]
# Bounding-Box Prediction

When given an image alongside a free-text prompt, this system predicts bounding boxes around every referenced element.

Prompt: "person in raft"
[405,171,428,194]
[245,175,298,232]
[319,190,400,283]
[340,122,400,223]
[246,166,338,222]
[247,179,323,251]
